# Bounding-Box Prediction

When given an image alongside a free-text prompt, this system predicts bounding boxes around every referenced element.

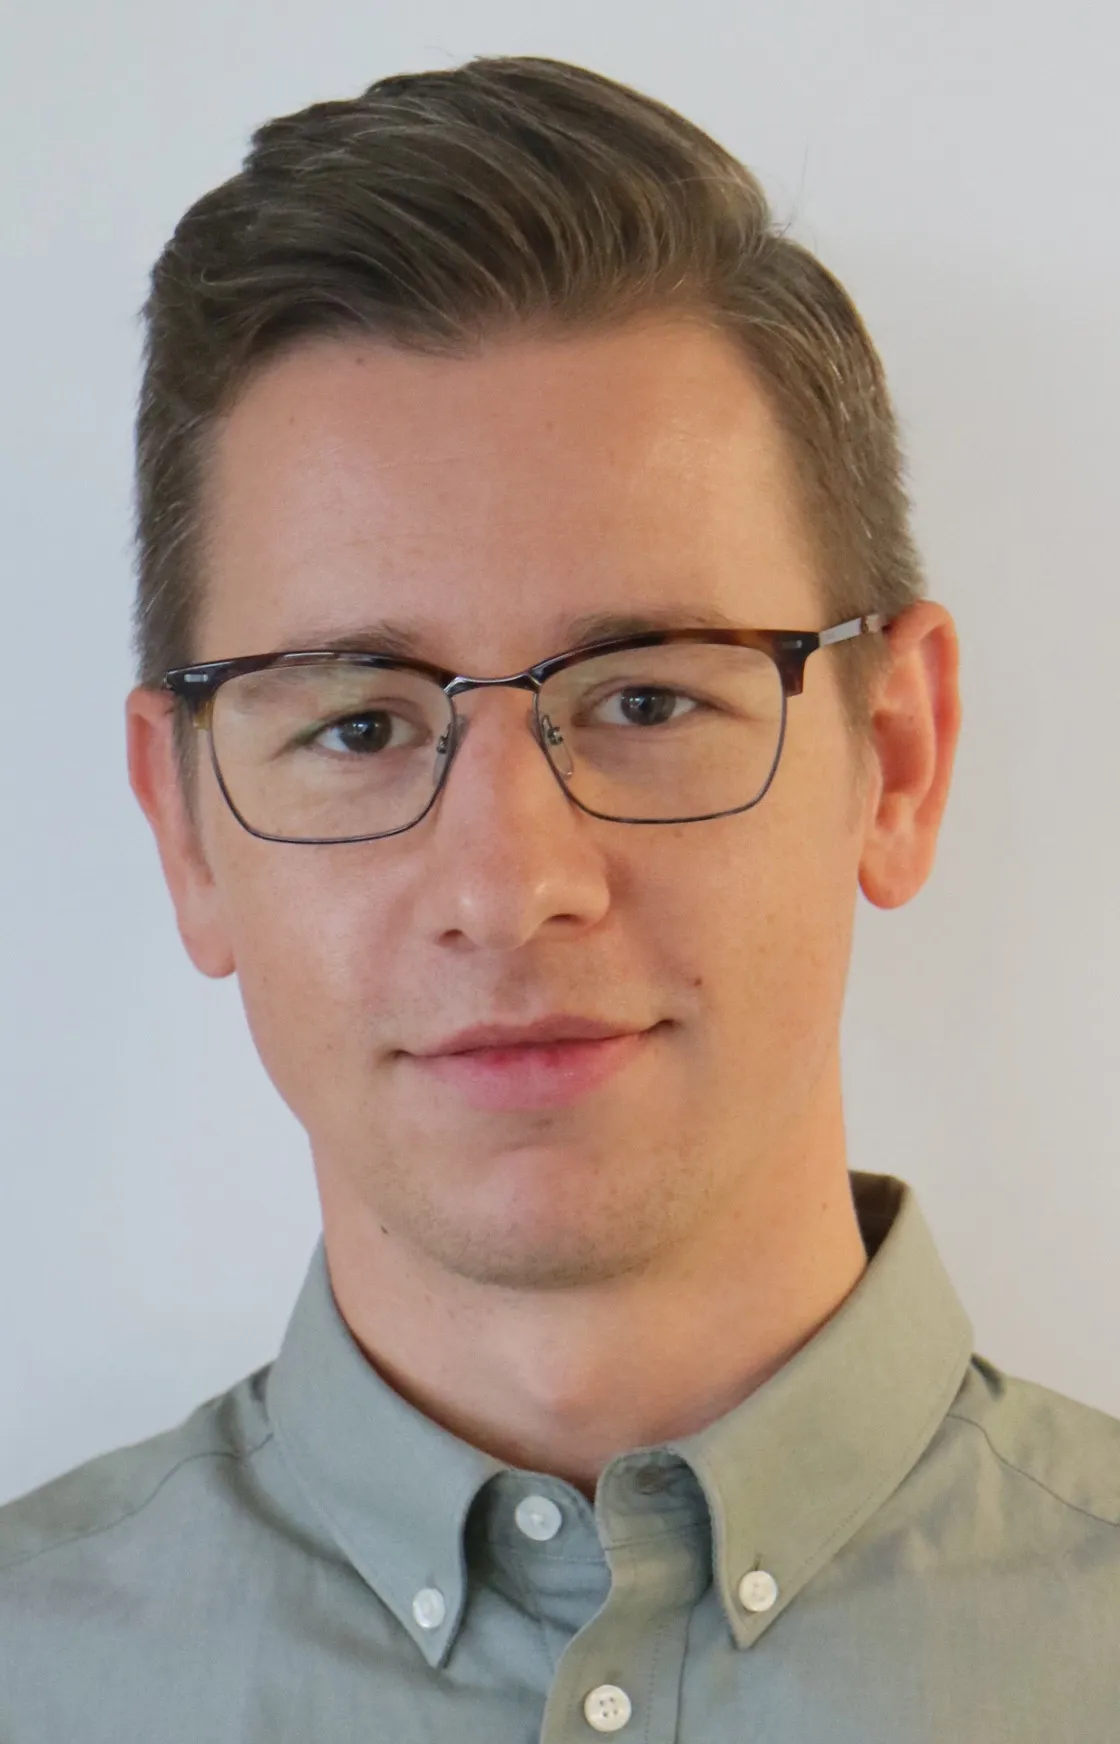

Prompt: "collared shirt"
[1,1169,1118,1741]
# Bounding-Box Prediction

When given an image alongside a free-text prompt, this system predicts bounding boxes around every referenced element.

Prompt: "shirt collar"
[667,1170,974,1646]
[266,1171,974,1666]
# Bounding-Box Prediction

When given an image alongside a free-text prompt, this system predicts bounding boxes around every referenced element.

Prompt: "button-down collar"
[265,1170,974,1668]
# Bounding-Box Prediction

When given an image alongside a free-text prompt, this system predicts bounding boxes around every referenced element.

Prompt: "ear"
[125,688,236,978]
[858,601,962,910]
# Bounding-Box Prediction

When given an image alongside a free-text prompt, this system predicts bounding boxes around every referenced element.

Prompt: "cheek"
[216,847,404,1119]
[645,786,859,1063]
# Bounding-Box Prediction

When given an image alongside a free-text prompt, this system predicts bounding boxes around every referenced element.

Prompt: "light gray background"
[2,0,1117,1505]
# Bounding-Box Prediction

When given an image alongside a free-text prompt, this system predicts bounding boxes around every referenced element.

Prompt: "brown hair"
[133,54,925,807]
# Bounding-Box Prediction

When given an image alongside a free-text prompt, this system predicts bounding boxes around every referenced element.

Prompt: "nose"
[411,690,612,952]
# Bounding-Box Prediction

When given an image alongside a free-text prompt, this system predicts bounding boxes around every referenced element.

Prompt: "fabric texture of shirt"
[2,1169,1118,1741]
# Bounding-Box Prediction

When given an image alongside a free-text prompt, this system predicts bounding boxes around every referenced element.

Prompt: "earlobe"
[857,603,962,913]
[124,689,237,979]
[859,813,923,911]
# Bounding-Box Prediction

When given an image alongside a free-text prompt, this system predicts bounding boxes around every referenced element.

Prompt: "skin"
[126,315,960,1502]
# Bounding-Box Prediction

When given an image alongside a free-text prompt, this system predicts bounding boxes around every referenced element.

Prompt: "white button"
[738,1568,779,1612]
[412,1587,446,1630]
[515,1493,563,1541]
[583,1683,632,1732]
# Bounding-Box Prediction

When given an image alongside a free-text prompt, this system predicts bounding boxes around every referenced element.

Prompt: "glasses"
[161,616,889,844]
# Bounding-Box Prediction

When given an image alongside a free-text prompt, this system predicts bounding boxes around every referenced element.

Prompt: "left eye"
[591,687,700,727]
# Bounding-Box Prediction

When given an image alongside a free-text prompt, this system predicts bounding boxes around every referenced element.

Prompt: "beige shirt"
[2,1170,1118,1740]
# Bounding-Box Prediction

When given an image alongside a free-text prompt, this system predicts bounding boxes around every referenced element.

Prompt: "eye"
[304,709,425,756]
[589,686,701,727]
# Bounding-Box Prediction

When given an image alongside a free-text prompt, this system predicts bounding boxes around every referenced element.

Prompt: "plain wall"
[2,0,1117,1504]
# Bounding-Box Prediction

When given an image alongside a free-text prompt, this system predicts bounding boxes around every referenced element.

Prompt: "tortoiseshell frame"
[161,613,890,843]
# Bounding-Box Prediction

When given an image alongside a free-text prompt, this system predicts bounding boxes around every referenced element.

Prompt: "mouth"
[402,1018,665,1112]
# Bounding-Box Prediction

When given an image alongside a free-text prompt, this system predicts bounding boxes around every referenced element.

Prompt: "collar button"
[412,1586,447,1630]
[515,1493,563,1541]
[738,1569,779,1613]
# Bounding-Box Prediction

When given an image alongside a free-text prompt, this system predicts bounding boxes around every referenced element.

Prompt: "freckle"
[692,974,704,988]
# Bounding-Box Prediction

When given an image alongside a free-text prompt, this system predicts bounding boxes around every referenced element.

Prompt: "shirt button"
[411,1587,446,1630]
[738,1569,779,1612]
[583,1684,633,1732]
[515,1494,563,1541]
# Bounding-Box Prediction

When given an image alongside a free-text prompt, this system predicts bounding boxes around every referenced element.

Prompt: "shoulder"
[947,1351,1120,1529]
[0,1364,275,1578]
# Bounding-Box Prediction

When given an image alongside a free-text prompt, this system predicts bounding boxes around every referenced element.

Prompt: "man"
[2,52,1116,1742]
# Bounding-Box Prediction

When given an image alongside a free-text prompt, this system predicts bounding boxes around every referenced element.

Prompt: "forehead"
[198,317,823,665]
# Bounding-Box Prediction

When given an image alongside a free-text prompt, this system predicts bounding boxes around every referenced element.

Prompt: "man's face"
[145,317,879,1290]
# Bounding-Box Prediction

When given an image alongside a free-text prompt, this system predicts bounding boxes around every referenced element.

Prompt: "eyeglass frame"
[160,613,891,844]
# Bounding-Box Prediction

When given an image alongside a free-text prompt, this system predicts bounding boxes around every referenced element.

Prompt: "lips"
[412,1016,645,1056]
[402,1017,661,1112]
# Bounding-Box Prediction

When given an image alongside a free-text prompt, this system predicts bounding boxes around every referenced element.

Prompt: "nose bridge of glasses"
[444,671,542,701]
[437,670,556,771]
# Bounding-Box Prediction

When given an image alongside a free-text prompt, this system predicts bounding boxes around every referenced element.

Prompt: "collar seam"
[945,1411,1120,1531]
[0,1428,275,1580]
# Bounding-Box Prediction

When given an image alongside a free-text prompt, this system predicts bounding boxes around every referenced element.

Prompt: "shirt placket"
[535,1466,712,1744]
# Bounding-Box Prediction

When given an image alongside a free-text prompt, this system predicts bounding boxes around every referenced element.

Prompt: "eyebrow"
[271,604,749,661]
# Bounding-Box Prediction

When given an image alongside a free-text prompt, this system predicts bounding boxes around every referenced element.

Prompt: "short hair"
[133,54,925,815]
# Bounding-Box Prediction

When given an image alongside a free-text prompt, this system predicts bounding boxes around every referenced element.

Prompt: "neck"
[316,1072,867,1502]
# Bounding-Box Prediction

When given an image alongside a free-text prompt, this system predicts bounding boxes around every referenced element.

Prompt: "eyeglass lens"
[207,643,786,841]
